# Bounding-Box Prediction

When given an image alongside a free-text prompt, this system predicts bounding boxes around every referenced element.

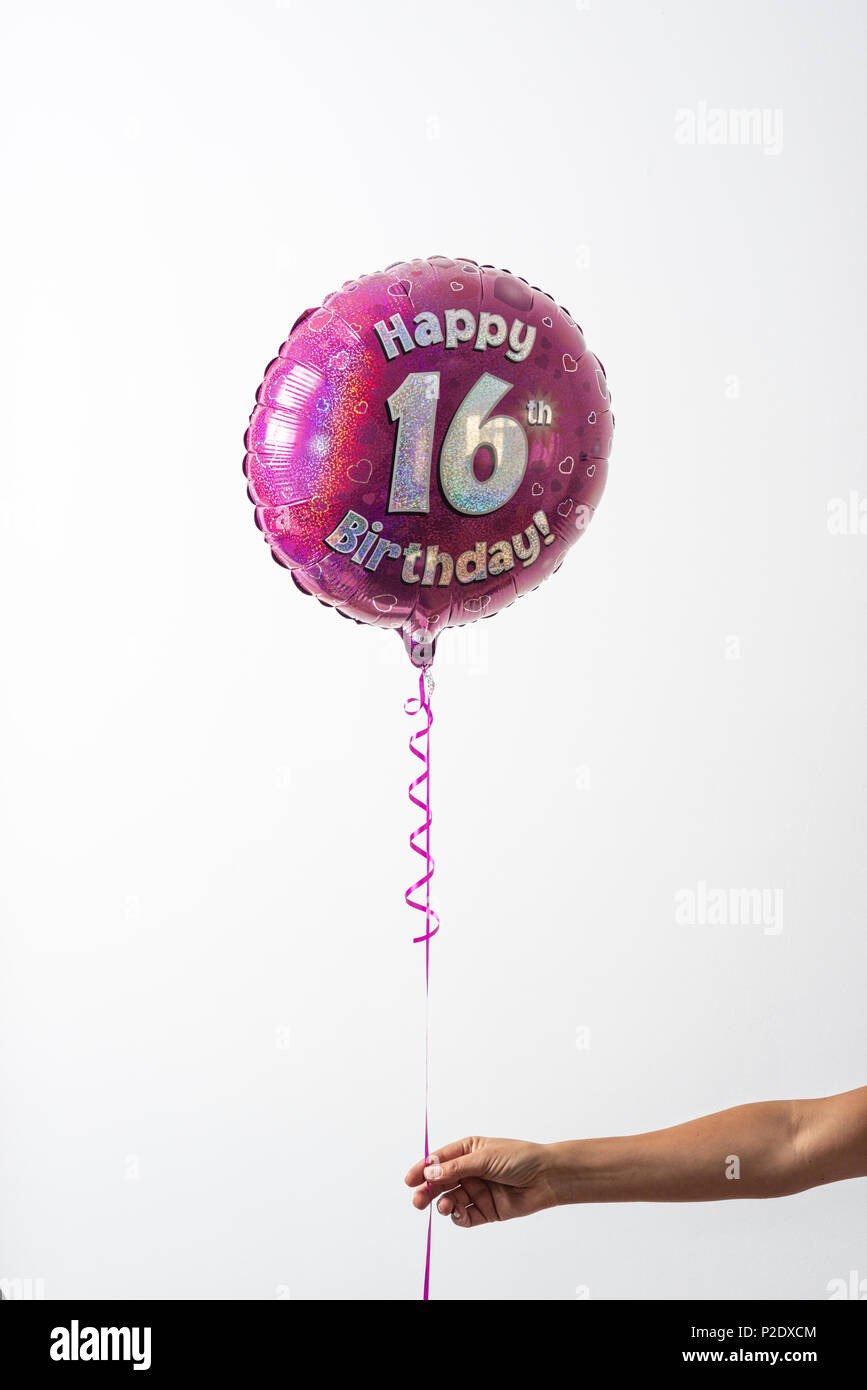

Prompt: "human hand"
[404,1136,558,1228]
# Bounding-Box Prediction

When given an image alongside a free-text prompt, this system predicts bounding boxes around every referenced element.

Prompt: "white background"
[1,0,865,1301]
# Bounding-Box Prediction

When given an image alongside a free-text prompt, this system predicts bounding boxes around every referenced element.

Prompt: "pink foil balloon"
[244,255,613,665]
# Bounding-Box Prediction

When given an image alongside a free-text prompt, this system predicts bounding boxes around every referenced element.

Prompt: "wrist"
[542,1139,593,1207]
[542,1136,630,1206]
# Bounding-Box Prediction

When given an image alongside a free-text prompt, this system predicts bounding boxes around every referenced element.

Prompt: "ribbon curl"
[404,668,438,1300]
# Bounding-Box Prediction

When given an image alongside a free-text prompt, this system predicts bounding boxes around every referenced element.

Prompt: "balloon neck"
[400,618,438,669]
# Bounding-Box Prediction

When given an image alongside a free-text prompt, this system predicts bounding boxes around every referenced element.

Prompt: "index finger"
[404,1137,474,1186]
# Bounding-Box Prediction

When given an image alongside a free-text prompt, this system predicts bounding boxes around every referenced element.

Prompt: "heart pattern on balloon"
[463,594,491,614]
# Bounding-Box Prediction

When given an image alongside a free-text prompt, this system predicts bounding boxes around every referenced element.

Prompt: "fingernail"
[451,1210,462,1223]
[436,1198,448,1215]
[424,1162,443,1181]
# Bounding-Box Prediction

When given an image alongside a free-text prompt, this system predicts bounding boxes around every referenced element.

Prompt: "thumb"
[424,1146,490,1190]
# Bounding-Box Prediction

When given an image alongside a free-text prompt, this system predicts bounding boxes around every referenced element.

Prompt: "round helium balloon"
[244,255,613,665]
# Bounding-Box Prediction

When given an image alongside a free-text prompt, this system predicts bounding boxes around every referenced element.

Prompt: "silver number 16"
[386,371,528,517]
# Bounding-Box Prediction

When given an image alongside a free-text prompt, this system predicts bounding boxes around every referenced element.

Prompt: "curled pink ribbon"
[404,669,438,1299]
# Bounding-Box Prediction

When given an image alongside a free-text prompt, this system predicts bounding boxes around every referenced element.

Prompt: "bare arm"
[405,1088,867,1227]
[548,1087,867,1203]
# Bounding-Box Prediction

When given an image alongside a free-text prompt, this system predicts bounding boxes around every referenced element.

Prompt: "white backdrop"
[1,0,865,1301]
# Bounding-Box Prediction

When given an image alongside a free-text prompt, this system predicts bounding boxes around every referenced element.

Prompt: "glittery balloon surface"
[244,255,613,664]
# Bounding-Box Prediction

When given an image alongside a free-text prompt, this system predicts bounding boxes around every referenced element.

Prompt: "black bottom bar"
[1,1298,862,1374]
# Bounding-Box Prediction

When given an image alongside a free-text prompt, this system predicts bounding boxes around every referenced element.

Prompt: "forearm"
[546,1099,811,1205]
